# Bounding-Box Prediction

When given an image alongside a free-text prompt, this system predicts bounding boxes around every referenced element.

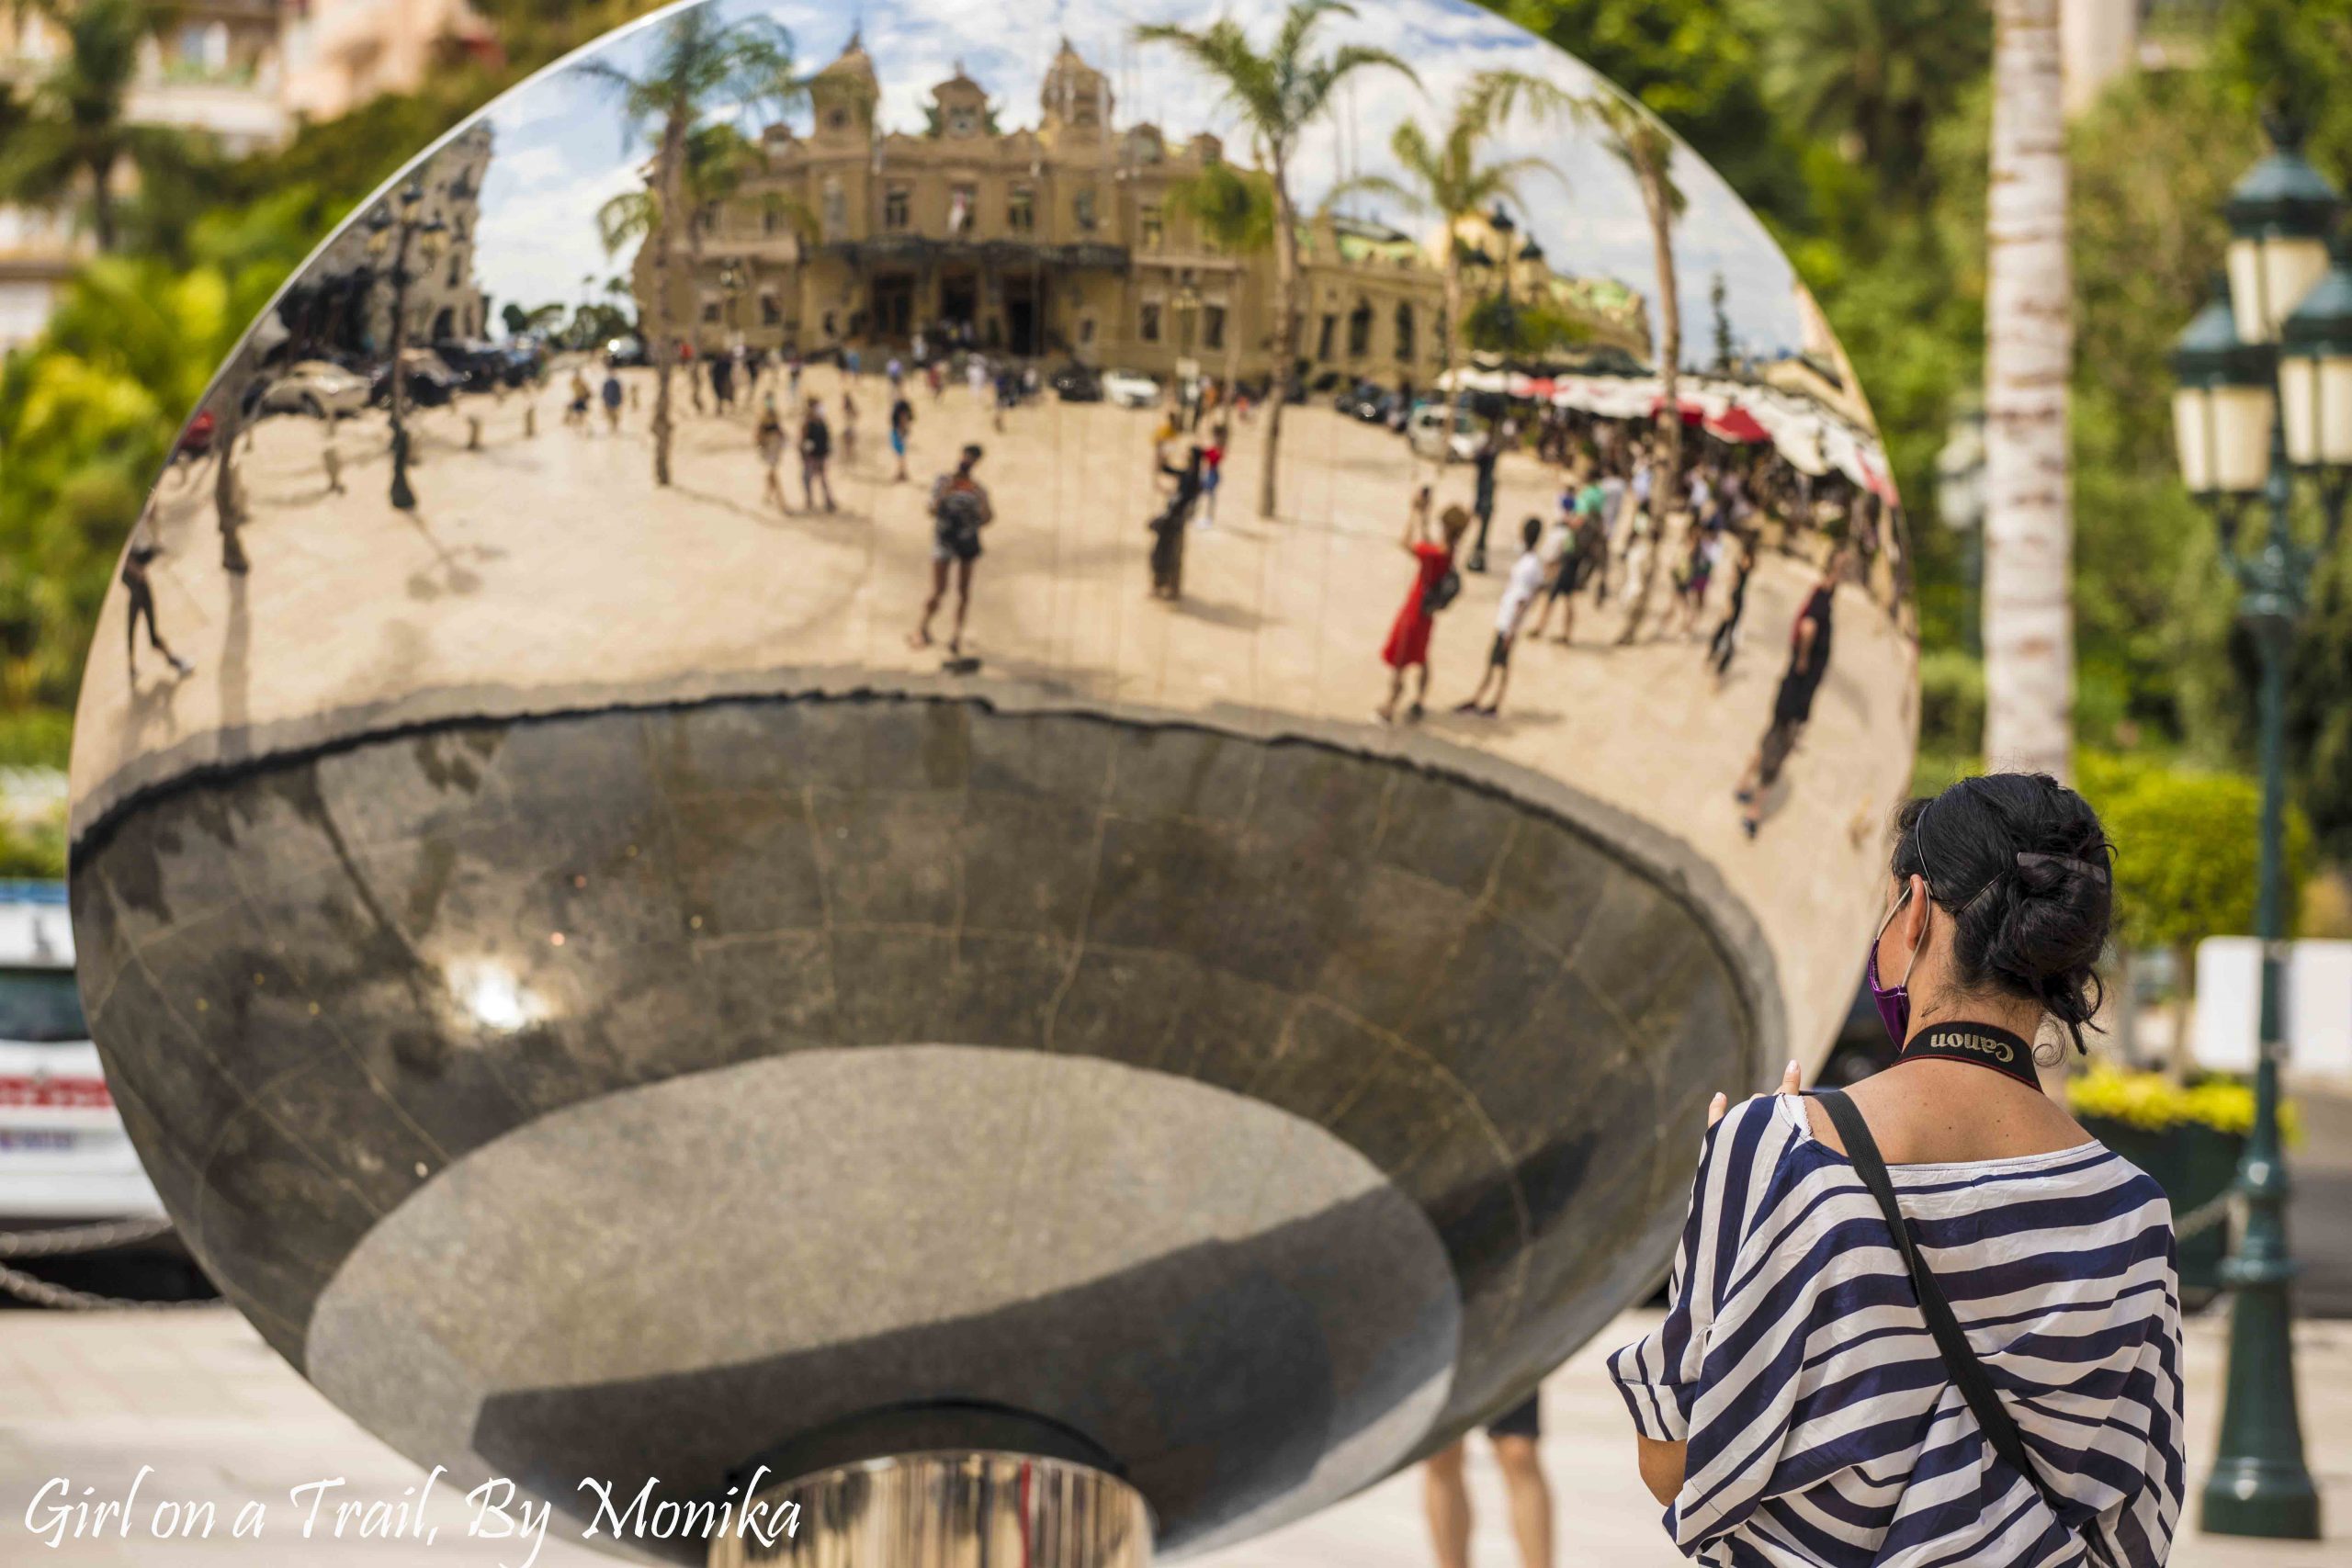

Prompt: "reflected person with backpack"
[1376,501,1471,725]
[910,444,992,660]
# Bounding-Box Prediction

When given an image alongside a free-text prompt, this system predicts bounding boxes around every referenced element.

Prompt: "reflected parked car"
[604,335,648,368]
[1100,368,1160,410]
[1049,364,1102,402]
[431,340,510,393]
[1408,401,1485,463]
[259,360,371,420]
[368,349,463,409]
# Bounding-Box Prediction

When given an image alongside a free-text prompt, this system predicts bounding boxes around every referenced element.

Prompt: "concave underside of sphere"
[70,693,1760,1556]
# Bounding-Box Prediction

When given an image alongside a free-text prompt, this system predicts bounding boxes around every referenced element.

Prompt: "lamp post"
[718,259,745,346]
[2167,115,2351,1543]
[365,181,447,512]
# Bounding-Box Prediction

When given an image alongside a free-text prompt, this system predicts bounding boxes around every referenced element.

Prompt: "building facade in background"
[637,39,1645,383]
[0,0,291,350]
[277,121,493,355]
[277,0,499,123]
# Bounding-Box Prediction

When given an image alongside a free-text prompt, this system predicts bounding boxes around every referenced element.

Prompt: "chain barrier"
[0,1218,214,1312]
[2174,1187,2237,1243]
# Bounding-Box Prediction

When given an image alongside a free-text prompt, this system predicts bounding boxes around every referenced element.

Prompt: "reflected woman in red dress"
[1378,500,1472,724]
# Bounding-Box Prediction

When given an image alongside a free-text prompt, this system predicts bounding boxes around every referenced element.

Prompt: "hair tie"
[2014,850,2110,886]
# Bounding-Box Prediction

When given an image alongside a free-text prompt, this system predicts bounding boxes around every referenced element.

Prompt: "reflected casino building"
[639,35,1650,375]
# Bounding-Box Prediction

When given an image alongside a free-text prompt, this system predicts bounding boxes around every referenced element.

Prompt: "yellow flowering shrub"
[2068,1064,2301,1143]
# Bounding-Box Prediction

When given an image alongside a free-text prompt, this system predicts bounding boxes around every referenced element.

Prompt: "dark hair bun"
[1891,773,2115,1052]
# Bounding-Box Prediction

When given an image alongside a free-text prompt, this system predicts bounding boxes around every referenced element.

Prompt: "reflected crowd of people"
[131,298,1906,848]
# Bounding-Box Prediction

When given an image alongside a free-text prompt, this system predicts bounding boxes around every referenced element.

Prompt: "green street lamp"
[2280,233,2352,477]
[2168,119,2349,1544]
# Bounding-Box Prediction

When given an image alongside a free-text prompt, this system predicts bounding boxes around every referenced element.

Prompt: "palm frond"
[1322,172,1421,217]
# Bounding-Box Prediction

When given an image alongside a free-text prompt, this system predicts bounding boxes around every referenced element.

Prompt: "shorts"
[890,430,907,457]
[934,530,982,565]
[1487,631,1513,670]
[1486,1394,1541,1440]
[1545,561,1577,602]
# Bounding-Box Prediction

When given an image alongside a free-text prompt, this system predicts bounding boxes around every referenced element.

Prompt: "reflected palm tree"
[1330,70,1572,417]
[598,122,815,389]
[1577,95,1686,644]
[1136,1,1416,522]
[1165,159,1275,406]
[574,5,803,486]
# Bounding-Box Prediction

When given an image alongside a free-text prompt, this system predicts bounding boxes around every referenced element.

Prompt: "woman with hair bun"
[1609,772,2185,1566]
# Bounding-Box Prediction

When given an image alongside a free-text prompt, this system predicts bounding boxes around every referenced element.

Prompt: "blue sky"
[467,0,1821,368]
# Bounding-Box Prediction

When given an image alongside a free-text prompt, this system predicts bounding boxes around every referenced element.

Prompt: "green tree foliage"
[0,242,278,706]
[1488,0,1808,222]
[2216,0,2352,175]
[1135,1,1418,519]
[1735,0,1986,205]
[0,0,198,251]
[1464,293,1592,355]
[2079,752,2313,963]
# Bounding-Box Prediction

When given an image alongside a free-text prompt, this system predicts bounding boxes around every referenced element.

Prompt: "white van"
[1408,401,1486,464]
[0,882,164,1226]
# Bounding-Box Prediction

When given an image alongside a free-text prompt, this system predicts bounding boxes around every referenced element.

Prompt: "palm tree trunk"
[1441,239,1463,424]
[686,224,708,414]
[1982,0,2073,780]
[88,152,117,253]
[1617,163,1679,645]
[1260,162,1296,523]
[650,111,686,489]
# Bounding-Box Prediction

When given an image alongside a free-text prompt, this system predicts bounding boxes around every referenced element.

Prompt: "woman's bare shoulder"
[1812,1066,2092,1165]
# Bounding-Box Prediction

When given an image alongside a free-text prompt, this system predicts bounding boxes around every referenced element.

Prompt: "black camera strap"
[1815,1089,2112,1566]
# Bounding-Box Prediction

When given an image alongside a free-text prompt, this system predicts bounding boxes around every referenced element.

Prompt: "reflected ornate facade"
[640,37,1645,377]
[280,122,495,353]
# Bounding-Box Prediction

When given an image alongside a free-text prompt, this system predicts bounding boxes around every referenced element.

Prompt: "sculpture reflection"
[69,1,1918,1562]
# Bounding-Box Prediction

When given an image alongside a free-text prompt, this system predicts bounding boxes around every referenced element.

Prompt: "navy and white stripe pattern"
[1608,1093,2184,1566]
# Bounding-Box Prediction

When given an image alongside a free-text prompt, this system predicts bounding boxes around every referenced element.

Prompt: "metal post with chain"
[0,1217,213,1311]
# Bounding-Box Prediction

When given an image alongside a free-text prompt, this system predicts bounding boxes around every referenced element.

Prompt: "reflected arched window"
[1394,302,1414,361]
[1346,299,1373,359]
[820,177,846,240]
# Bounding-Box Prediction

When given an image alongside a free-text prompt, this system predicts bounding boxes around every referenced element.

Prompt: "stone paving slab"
[1,1303,2344,1566]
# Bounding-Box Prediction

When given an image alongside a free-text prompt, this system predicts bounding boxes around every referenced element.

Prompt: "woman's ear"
[1901,872,1933,949]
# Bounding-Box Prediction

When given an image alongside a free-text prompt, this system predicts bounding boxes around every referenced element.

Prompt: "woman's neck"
[1904,992,2046,1048]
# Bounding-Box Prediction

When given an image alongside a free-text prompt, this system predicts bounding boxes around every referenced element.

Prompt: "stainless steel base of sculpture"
[707,1453,1150,1568]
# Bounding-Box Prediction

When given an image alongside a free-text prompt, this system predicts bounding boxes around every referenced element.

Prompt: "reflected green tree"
[575,7,803,485]
[1136,0,1416,520]
[1329,69,1572,407]
[1166,159,1276,401]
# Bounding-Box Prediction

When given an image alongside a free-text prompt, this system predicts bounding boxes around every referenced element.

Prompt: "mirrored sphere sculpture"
[68,0,1917,1559]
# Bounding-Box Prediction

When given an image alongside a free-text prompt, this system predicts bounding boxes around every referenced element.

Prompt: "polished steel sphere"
[68,0,1917,1557]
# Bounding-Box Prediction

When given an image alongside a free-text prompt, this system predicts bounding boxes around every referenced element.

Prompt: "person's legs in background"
[1423,1440,1471,1568]
[1491,1432,1554,1568]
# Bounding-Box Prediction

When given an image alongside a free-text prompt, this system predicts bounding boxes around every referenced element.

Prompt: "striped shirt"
[1607,1093,2184,1566]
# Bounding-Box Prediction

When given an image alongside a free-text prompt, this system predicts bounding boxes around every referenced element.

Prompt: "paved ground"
[2286,1086,2352,1319]
[86,366,1915,1074]
[1,1303,2345,1565]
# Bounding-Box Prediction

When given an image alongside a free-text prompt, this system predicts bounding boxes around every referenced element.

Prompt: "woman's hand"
[1707,1059,1804,1127]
